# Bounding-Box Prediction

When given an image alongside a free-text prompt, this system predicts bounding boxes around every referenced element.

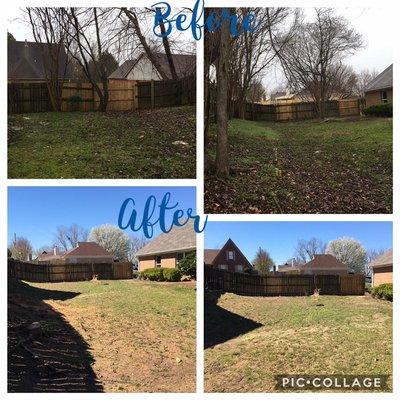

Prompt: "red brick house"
[278,254,348,275]
[204,238,252,273]
[36,242,114,265]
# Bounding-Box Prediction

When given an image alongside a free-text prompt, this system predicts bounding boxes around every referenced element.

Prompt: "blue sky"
[205,221,392,265]
[8,186,196,249]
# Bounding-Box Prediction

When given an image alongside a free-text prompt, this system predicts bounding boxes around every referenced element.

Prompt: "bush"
[363,103,392,117]
[177,252,196,279]
[371,283,393,301]
[162,268,182,282]
[140,268,165,281]
[139,267,182,282]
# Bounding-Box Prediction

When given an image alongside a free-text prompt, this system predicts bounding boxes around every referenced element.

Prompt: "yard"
[8,278,196,392]
[204,292,392,392]
[205,117,392,213]
[8,106,196,179]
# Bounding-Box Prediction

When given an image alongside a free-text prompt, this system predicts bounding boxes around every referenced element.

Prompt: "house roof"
[36,251,66,262]
[300,254,347,271]
[63,242,113,258]
[364,64,393,92]
[136,221,196,257]
[369,249,393,269]
[109,52,196,80]
[204,249,220,265]
[278,263,301,272]
[8,40,72,80]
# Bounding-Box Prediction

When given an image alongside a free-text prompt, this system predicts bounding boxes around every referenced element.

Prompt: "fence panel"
[204,266,364,296]
[8,259,133,282]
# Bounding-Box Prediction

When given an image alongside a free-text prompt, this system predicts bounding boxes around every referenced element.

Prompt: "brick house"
[364,64,393,107]
[278,254,348,275]
[109,52,196,81]
[369,249,392,287]
[204,238,252,273]
[136,222,196,271]
[36,242,114,265]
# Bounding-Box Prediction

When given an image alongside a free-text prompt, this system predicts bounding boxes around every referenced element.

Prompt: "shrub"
[371,283,393,301]
[140,268,165,281]
[363,103,392,117]
[162,268,182,282]
[177,252,196,279]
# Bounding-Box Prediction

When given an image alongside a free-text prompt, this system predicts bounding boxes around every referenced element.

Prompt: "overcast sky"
[8,7,392,93]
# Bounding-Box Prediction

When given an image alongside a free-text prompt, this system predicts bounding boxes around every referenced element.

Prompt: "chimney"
[54,246,58,256]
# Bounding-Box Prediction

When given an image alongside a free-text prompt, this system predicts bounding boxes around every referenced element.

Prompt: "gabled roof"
[8,40,72,80]
[300,254,347,271]
[204,238,252,269]
[63,242,113,258]
[364,64,393,92]
[369,249,393,269]
[109,52,196,80]
[36,251,66,262]
[136,221,196,257]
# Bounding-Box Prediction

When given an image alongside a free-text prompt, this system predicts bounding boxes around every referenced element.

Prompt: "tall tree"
[326,237,367,274]
[365,248,388,277]
[279,8,363,118]
[294,237,326,263]
[253,247,274,274]
[128,234,149,264]
[88,224,130,261]
[10,236,33,261]
[54,224,88,251]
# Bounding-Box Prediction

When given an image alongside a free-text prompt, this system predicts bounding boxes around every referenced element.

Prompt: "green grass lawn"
[8,106,196,179]
[205,117,392,213]
[9,279,196,392]
[204,292,392,392]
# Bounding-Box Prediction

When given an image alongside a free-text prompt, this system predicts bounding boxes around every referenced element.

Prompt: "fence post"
[150,80,155,109]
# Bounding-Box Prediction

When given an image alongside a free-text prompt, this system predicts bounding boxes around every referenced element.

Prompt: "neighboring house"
[369,249,393,287]
[204,238,252,273]
[8,40,72,83]
[36,242,114,265]
[109,52,196,81]
[136,222,196,271]
[364,64,393,107]
[279,254,348,275]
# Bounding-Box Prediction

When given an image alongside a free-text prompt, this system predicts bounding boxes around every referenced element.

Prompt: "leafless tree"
[26,7,72,111]
[294,237,326,263]
[10,236,33,261]
[128,235,149,264]
[365,248,388,277]
[279,8,363,118]
[355,68,379,97]
[253,247,274,274]
[54,224,89,251]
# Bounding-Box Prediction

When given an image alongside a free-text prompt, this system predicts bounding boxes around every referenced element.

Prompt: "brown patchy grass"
[205,117,392,213]
[10,279,196,392]
[204,292,392,392]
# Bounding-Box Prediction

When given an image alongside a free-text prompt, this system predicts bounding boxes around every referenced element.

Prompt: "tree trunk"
[215,16,230,177]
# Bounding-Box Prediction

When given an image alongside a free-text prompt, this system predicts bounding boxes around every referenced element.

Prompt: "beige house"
[136,222,196,271]
[370,249,393,287]
[36,242,114,265]
[364,64,393,107]
[278,254,348,275]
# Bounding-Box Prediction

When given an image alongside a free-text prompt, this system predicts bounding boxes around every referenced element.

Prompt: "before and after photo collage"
[4,2,396,397]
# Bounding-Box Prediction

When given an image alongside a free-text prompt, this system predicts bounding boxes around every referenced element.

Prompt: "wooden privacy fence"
[204,267,365,296]
[8,75,195,114]
[8,259,133,283]
[241,99,361,122]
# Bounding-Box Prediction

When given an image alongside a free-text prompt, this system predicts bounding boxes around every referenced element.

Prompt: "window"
[380,91,388,103]
[218,265,228,270]
[227,250,235,260]
[155,255,161,268]
[235,265,244,273]
[177,252,185,263]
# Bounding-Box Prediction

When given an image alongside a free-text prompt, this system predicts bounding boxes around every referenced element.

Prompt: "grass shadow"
[204,290,262,349]
[8,278,103,393]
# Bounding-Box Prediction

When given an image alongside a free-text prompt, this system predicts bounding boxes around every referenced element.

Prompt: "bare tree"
[26,7,72,111]
[294,237,326,263]
[279,8,363,118]
[253,247,274,274]
[54,224,88,251]
[128,235,149,264]
[365,248,388,277]
[10,236,33,261]
[355,68,379,97]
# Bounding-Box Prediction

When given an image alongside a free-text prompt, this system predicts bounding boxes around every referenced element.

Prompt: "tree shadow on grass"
[8,279,103,393]
[204,291,262,349]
